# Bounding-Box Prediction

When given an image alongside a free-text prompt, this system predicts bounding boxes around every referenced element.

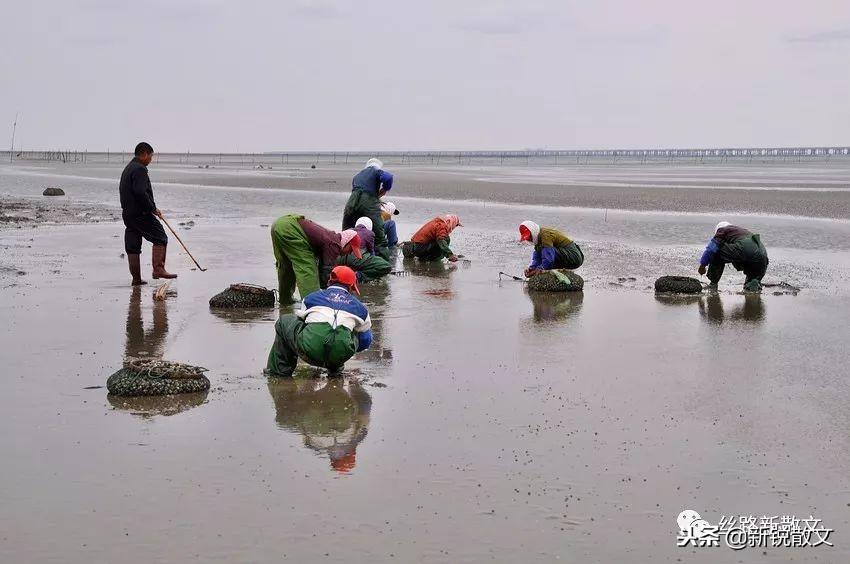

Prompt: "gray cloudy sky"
[3,1,850,152]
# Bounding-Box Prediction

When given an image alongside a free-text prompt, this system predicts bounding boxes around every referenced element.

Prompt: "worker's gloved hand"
[697,265,707,276]
[524,268,541,278]
[153,209,163,219]
[447,254,459,263]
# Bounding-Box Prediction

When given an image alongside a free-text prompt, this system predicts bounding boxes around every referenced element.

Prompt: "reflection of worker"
[342,158,394,260]
[266,266,373,377]
[408,215,462,262]
[380,201,400,247]
[336,217,392,283]
[267,378,372,473]
[528,291,584,322]
[698,222,768,292]
[270,214,362,304]
[124,286,169,361]
[699,293,765,323]
[519,221,584,277]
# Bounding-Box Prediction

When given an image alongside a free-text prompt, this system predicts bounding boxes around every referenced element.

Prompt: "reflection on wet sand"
[405,259,457,279]
[357,286,393,364]
[267,378,371,473]
[110,287,208,416]
[527,291,584,323]
[209,307,276,325]
[699,293,766,324]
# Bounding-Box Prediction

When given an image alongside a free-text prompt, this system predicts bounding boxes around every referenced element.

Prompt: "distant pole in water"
[9,112,18,163]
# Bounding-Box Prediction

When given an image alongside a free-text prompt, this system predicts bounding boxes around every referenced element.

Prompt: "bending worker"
[271,214,362,304]
[380,201,400,247]
[698,221,769,292]
[118,142,177,285]
[342,158,393,260]
[519,221,584,277]
[406,214,462,262]
[266,266,373,377]
[336,217,392,283]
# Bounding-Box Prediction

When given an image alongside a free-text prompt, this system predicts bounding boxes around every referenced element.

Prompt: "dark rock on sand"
[654,276,703,294]
[526,269,584,292]
[106,359,210,397]
[209,283,275,308]
[42,187,65,196]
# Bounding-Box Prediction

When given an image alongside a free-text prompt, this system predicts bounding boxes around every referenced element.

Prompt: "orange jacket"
[411,217,452,245]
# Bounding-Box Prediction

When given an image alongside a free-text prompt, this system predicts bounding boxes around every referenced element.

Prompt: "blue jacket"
[529,248,558,270]
[352,166,393,196]
[300,285,373,351]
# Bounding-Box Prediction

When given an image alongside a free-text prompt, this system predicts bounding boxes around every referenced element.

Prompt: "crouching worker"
[407,214,462,262]
[337,217,392,283]
[698,222,768,292]
[519,221,584,277]
[271,214,362,304]
[266,266,373,377]
[380,201,400,247]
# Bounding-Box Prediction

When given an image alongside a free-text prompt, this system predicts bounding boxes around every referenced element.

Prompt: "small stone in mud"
[527,270,584,293]
[42,187,65,196]
[209,283,275,308]
[654,276,703,294]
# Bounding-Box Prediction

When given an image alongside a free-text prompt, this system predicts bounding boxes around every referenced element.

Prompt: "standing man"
[119,142,177,285]
[342,158,393,260]
[698,222,769,292]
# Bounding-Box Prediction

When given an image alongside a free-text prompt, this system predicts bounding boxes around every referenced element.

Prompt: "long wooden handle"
[159,215,207,271]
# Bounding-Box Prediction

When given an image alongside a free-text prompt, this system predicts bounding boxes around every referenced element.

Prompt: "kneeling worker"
[519,221,584,277]
[271,214,362,304]
[266,266,373,377]
[336,217,392,283]
[380,201,400,247]
[698,222,768,292]
[407,214,462,262]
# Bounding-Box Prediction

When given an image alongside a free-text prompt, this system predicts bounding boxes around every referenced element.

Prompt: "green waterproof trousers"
[342,190,390,260]
[551,242,584,270]
[266,314,358,377]
[412,236,451,262]
[337,252,392,282]
[271,215,321,304]
[707,234,769,290]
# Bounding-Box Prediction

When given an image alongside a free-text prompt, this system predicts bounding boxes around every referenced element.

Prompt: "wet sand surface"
[2,162,850,562]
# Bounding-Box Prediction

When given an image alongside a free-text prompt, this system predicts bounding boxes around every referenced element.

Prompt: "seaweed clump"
[209,283,275,308]
[527,269,584,292]
[42,187,65,196]
[106,359,210,397]
[654,276,703,294]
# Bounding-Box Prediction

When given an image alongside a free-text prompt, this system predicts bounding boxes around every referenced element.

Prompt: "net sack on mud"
[42,187,65,196]
[654,276,703,294]
[526,269,584,292]
[209,283,275,308]
[107,359,210,397]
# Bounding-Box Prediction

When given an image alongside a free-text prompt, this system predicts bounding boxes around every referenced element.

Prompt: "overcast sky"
[2,1,850,152]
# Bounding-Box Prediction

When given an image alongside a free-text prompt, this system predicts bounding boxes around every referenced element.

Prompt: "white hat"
[355,217,373,231]
[380,201,399,215]
[365,158,383,170]
[715,221,731,232]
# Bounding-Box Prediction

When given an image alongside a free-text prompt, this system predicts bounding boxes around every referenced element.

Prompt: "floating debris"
[209,283,275,308]
[526,269,584,292]
[42,187,65,196]
[106,359,210,397]
[654,276,703,294]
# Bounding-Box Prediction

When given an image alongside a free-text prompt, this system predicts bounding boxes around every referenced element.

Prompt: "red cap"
[519,225,533,242]
[329,265,360,295]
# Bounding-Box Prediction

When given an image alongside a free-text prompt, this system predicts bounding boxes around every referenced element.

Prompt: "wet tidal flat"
[2,162,850,562]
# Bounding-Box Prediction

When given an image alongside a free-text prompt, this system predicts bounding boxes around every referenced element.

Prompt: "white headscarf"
[715,221,731,233]
[520,220,541,245]
[355,217,373,231]
[365,158,383,170]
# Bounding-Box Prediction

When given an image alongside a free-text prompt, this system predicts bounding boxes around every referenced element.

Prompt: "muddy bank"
[0,195,120,228]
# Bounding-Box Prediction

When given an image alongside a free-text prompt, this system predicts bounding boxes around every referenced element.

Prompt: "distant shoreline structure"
[3,145,850,165]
